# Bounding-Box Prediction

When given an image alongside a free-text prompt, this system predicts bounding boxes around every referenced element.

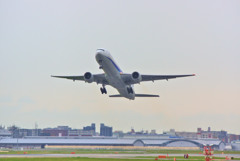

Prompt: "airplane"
[51,49,195,100]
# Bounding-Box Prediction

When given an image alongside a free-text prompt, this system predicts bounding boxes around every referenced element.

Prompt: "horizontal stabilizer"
[109,95,123,97]
[109,94,159,98]
[135,94,159,97]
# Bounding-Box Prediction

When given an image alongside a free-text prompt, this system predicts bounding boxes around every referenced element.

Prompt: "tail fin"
[109,94,159,98]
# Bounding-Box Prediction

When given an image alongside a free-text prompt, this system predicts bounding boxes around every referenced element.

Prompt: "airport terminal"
[0,137,225,150]
[0,124,239,151]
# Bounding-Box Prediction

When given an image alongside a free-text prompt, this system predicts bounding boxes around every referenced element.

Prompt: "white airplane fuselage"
[95,49,135,100]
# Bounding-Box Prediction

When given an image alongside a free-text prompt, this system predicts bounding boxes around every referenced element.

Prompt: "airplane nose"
[95,49,104,61]
[95,49,106,59]
[96,49,104,55]
[96,49,105,53]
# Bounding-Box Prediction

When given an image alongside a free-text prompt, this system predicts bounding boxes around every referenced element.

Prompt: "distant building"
[57,126,70,130]
[176,131,197,139]
[171,127,228,143]
[113,131,124,138]
[228,134,240,143]
[68,129,82,136]
[68,129,95,136]
[0,129,11,137]
[42,128,68,137]
[83,123,95,135]
[100,123,112,136]
[150,130,157,135]
[198,128,227,143]
[163,129,176,136]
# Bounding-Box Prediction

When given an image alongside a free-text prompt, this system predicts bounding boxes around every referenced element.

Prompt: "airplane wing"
[121,74,195,84]
[141,74,195,82]
[51,74,109,85]
[51,75,84,80]
[109,94,159,97]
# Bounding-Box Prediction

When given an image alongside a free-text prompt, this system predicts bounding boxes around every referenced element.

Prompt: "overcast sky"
[0,0,240,134]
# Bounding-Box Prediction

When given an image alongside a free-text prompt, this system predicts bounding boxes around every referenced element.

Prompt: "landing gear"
[98,60,103,69]
[100,87,107,94]
[127,87,133,94]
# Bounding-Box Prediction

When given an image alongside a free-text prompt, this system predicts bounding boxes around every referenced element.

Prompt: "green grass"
[0,153,238,161]
[0,149,143,154]
[135,156,227,159]
[1,149,240,155]
[1,156,231,161]
[0,158,156,161]
[0,157,208,161]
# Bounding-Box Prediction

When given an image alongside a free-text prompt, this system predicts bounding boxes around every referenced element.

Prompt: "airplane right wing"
[51,75,85,80]
[51,73,109,85]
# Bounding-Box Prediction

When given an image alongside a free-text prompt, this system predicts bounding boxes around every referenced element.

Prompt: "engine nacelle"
[131,71,142,83]
[84,72,94,83]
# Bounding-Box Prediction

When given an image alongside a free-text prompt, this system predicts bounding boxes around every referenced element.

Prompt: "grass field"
[0,157,220,161]
[1,149,240,155]
[0,158,157,161]
[0,149,239,161]
[0,156,234,161]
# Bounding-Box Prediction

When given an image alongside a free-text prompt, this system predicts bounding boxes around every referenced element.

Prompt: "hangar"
[0,137,225,150]
[231,140,240,150]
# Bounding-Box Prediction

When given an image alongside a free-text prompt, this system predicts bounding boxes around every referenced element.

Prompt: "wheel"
[127,87,130,94]
[127,87,133,94]
[103,87,107,94]
[130,87,133,94]
[100,87,107,94]
[100,87,104,94]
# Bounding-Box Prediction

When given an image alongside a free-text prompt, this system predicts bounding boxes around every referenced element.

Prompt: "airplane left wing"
[51,74,109,85]
[141,74,195,82]
[121,73,195,84]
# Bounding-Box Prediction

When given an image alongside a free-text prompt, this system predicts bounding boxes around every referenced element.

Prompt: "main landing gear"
[127,87,133,94]
[100,87,107,94]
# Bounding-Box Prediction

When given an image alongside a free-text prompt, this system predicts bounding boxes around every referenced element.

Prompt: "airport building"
[0,137,225,150]
[231,140,240,150]
[1,125,239,150]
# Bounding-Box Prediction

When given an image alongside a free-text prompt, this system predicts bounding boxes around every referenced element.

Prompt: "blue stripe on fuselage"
[106,57,123,73]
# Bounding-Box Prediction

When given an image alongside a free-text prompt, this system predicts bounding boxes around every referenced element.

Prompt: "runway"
[1,153,240,159]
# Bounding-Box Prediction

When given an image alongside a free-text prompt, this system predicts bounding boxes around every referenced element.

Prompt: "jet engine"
[84,72,94,83]
[131,71,142,83]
